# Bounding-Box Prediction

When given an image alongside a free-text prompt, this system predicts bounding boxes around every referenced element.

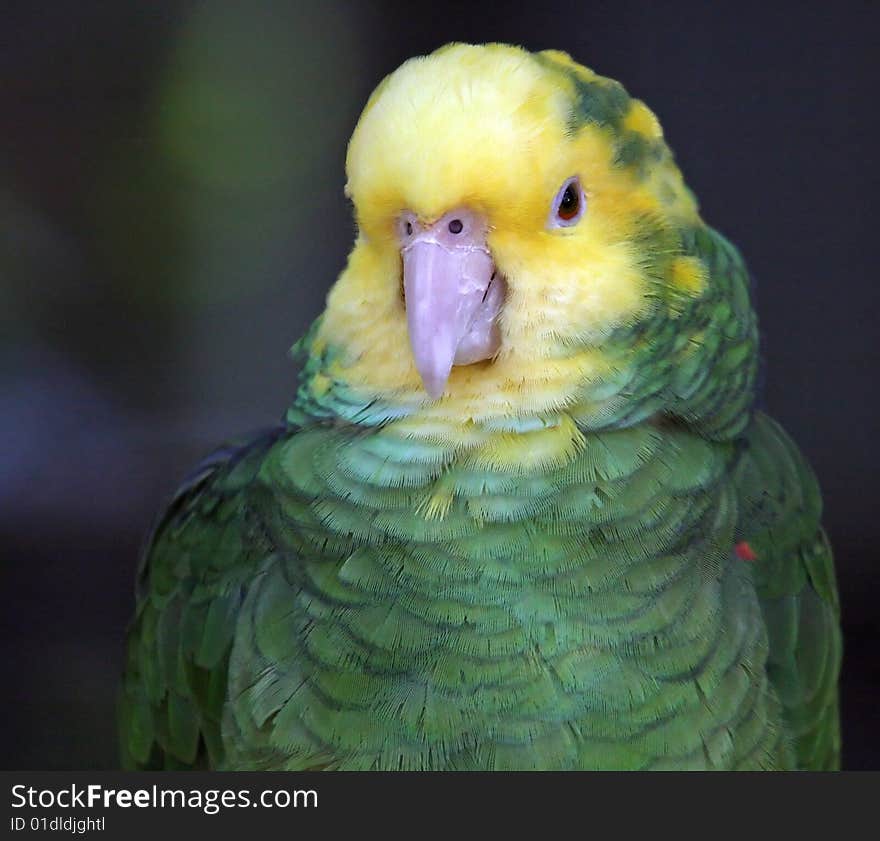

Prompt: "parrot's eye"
[549,176,586,228]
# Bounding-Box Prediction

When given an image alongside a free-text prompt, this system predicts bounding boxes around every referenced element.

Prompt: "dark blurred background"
[1,0,877,769]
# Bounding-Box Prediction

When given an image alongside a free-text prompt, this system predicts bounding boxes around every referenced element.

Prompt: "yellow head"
[307,43,713,426]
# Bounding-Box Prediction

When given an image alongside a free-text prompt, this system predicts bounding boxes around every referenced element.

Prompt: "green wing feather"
[687,226,841,769]
[118,427,290,769]
[733,412,842,769]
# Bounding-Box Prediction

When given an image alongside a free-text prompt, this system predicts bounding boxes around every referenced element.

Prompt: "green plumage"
[119,410,839,769]
[118,55,841,769]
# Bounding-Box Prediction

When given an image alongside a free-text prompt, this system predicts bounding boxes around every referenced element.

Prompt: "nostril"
[405,221,413,236]
[448,218,463,235]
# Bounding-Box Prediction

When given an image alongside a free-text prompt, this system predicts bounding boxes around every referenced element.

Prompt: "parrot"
[119,43,842,770]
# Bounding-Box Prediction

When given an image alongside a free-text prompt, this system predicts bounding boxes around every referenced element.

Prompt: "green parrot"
[119,44,842,770]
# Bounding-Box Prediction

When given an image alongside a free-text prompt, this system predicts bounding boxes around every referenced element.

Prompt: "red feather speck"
[735,541,757,561]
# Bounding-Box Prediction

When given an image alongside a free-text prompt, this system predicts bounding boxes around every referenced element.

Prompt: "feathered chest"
[228,420,782,769]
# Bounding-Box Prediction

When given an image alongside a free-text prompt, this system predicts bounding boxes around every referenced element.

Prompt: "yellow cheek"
[319,242,416,388]
[491,222,650,351]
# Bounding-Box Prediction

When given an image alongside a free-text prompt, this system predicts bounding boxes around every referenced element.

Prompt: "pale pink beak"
[401,209,504,399]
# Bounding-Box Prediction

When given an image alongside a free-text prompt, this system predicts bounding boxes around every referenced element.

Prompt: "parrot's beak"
[401,210,504,399]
